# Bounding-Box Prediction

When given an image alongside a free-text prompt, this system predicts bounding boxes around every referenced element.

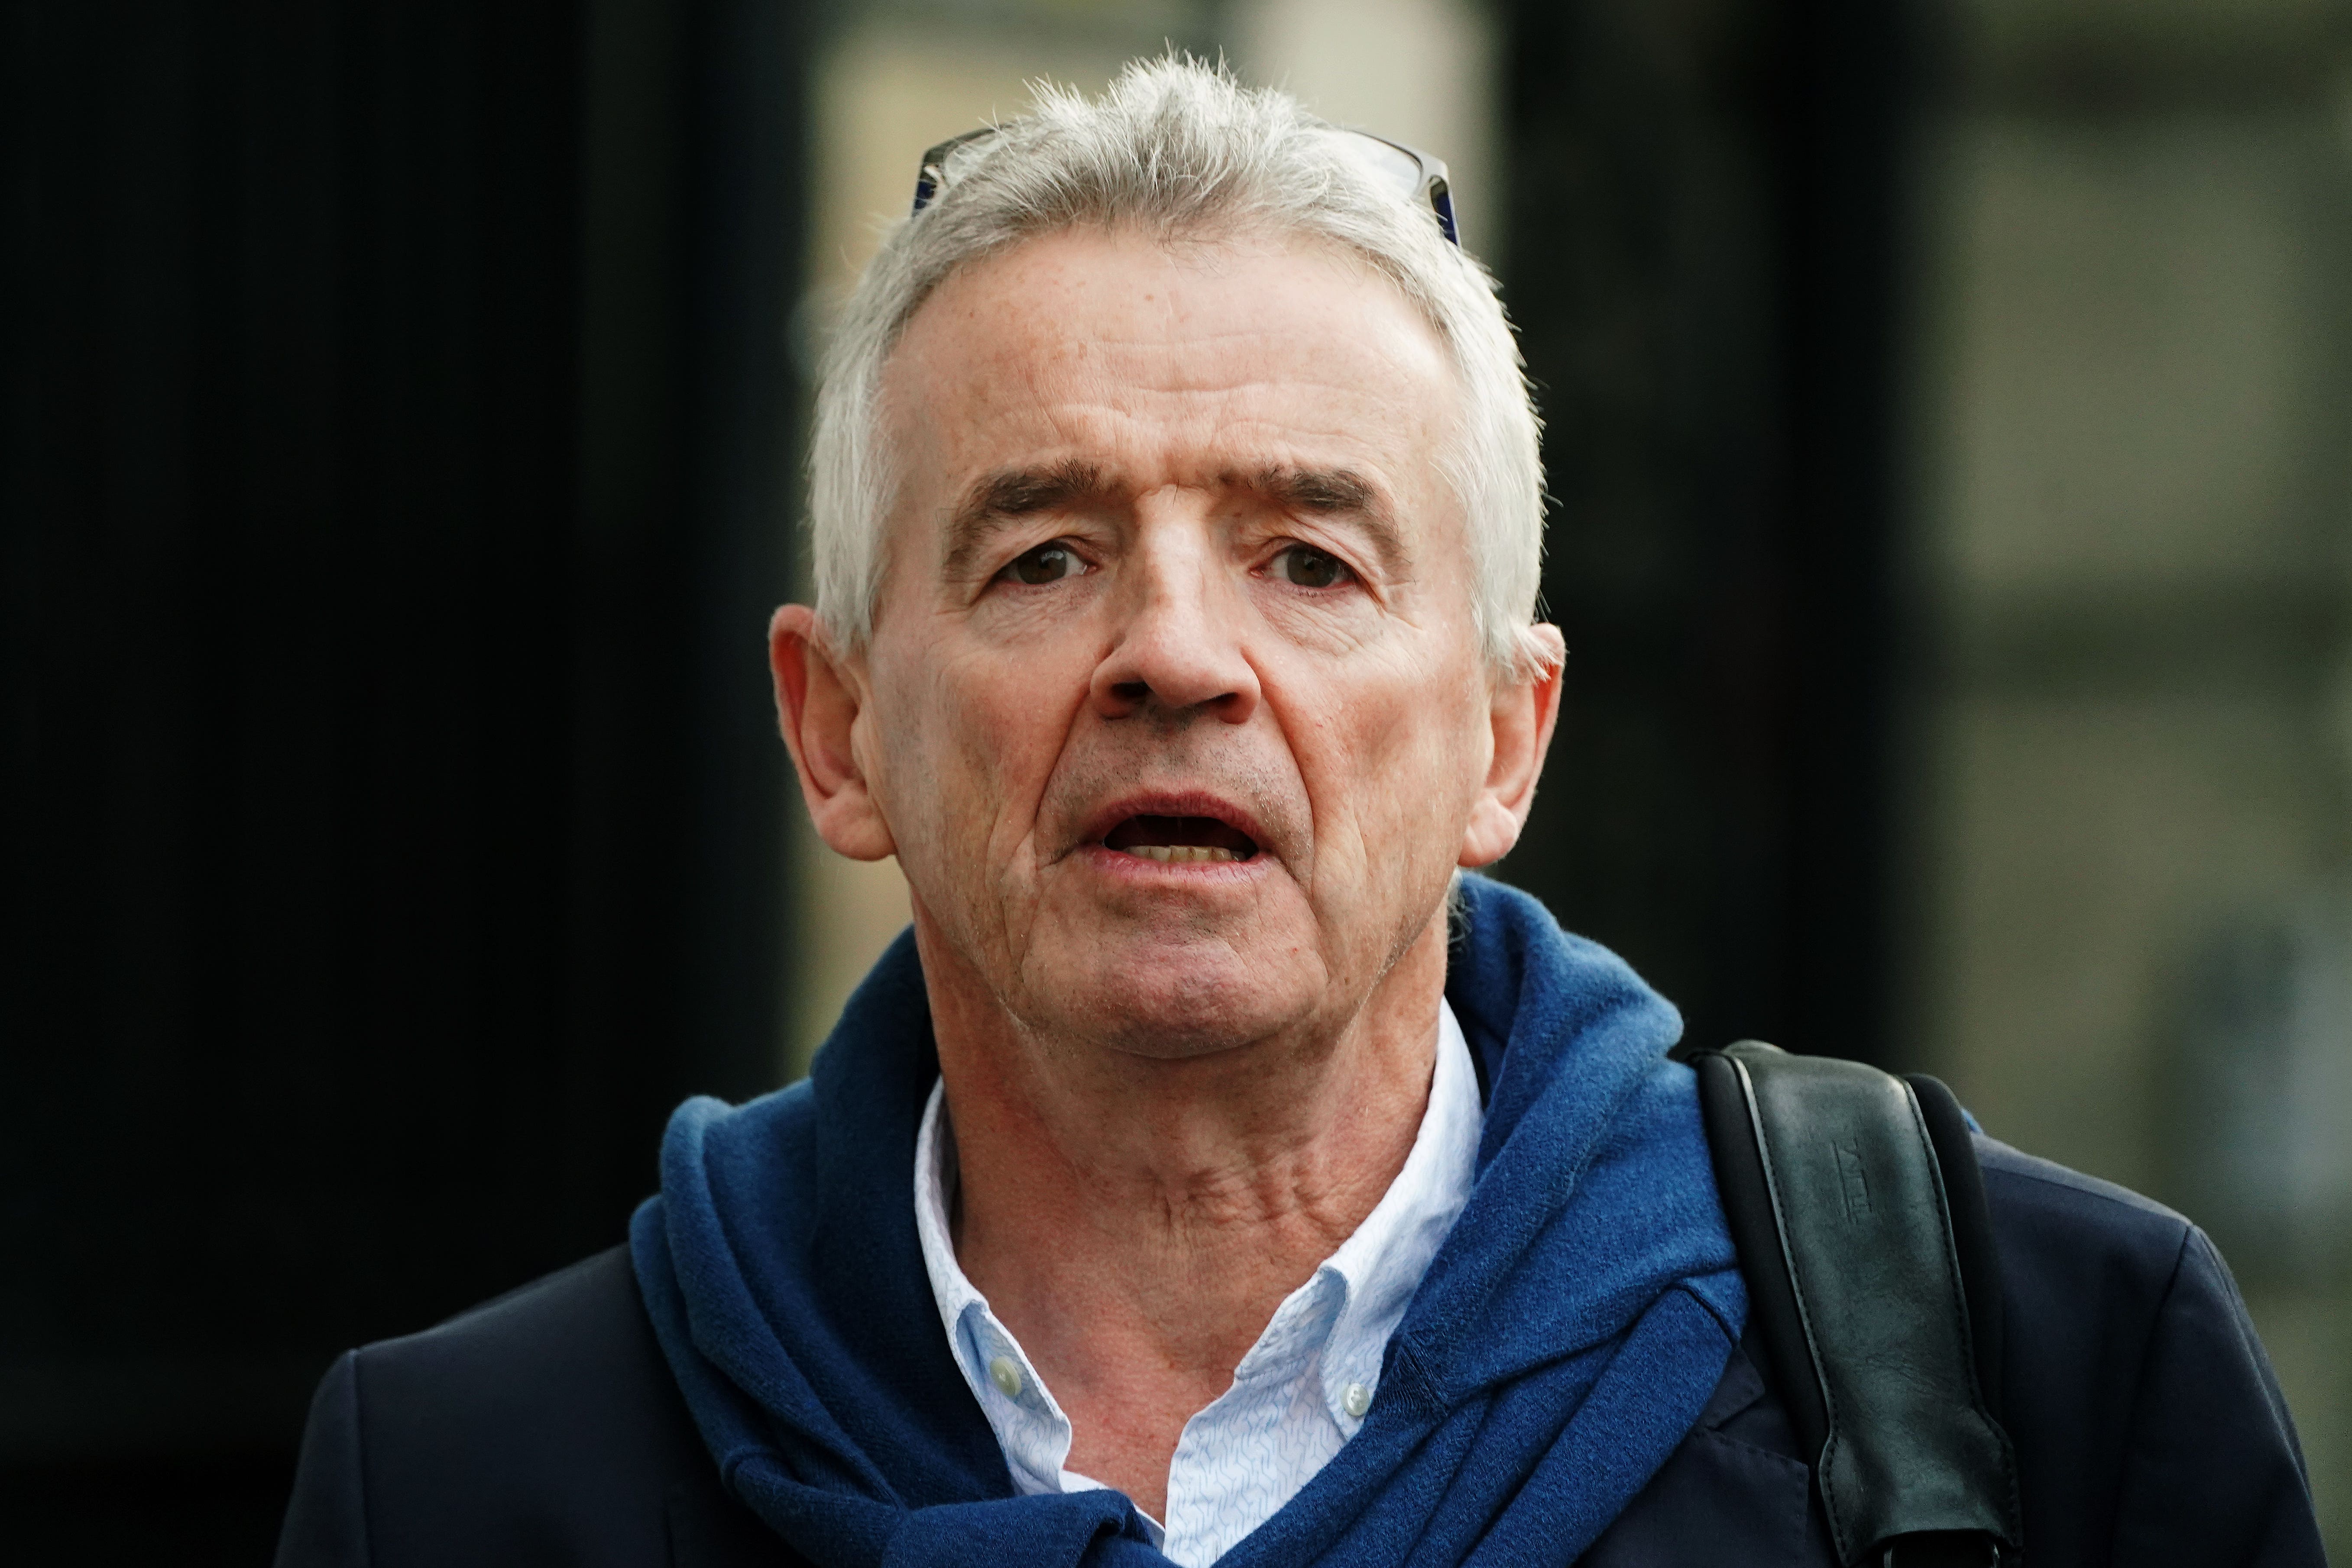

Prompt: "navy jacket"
[276,1131,2323,1567]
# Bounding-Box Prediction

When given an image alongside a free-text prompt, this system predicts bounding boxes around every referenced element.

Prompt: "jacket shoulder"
[1972,1137,2324,1567]
[368,1244,667,1404]
[1975,1135,2203,1307]
[1588,1137,2322,1567]
[1977,1137,2190,1244]
[277,1246,793,1568]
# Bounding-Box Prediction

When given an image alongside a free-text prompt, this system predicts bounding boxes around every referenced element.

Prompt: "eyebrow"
[1246,464,1410,578]
[943,460,1111,582]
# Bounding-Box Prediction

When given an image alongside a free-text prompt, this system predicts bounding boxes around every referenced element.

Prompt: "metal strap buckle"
[1882,1534,2002,1568]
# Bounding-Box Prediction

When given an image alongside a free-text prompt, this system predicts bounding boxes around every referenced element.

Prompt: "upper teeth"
[1125,845,1238,864]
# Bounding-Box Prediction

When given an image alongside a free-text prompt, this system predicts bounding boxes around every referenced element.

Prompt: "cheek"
[880,632,1089,864]
[1286,651,1490,868]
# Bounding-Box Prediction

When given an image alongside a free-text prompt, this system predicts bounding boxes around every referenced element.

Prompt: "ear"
[1458,625,1566,869]
[769,605,897,861]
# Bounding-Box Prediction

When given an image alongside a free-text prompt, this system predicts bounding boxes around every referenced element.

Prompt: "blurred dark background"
[4,0,802,1555]
[6,0,2347,1559]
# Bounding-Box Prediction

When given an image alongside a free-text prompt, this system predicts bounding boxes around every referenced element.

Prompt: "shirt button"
[988,1355,1024,1400]
[1342,1381,1373,1418]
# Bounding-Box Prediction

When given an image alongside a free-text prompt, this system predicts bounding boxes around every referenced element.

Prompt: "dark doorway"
[1,2,806,1557]
[1495,0,1916,1067]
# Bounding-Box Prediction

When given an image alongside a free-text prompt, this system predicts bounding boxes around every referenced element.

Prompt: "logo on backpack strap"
[1834,1140,1873,1223]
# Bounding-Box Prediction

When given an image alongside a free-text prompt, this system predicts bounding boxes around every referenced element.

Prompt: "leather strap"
[1905,1072,2005,1429]
[1692,1041,2022,1567]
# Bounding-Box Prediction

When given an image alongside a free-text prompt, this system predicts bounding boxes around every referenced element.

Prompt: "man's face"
[804,227,1546,1059]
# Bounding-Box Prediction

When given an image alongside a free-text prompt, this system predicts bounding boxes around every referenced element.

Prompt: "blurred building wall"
[1908,0,2352,1541]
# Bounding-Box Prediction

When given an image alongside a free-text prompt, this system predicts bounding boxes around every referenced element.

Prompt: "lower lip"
[1078,844,1270,884]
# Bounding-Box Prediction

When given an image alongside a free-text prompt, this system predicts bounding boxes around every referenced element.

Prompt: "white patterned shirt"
[913,1002,1481,1567]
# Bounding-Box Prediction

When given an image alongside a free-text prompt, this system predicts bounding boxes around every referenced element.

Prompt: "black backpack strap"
[1904,1071,2005,1434]
[1689,1041,2022,1568]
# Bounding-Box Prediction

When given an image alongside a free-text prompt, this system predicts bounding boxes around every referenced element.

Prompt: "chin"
[1026,938,1318,1062]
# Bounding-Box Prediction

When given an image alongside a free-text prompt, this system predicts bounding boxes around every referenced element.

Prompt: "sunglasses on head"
[909,123,1460,247]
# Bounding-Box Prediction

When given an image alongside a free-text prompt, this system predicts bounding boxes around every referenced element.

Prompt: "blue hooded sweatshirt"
[630,874,1746,1568]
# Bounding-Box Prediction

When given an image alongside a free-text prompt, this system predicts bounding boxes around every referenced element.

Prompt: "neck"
[916,905,1447,1520]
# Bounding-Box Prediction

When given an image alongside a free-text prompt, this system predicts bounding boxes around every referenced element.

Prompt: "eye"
[1001,541,1084,586]
[1272,544,1353,589]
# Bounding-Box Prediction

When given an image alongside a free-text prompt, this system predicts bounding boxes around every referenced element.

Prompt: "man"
[277,60,2324,1568]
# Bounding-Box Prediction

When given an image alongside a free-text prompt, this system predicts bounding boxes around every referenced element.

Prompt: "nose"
[1087,519,1261,726]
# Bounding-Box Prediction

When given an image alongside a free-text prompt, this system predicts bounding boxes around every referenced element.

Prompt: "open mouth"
[1101,815,1260,865]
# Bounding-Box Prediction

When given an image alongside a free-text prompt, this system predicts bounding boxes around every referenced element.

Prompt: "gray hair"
[808,55,1551,675]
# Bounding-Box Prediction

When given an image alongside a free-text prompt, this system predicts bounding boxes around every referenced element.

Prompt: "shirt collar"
[912,1076,1078,1495]
[1307,998,1480,1427]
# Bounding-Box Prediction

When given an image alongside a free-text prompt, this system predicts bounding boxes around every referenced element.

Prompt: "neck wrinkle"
[929,907,1448,1432]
